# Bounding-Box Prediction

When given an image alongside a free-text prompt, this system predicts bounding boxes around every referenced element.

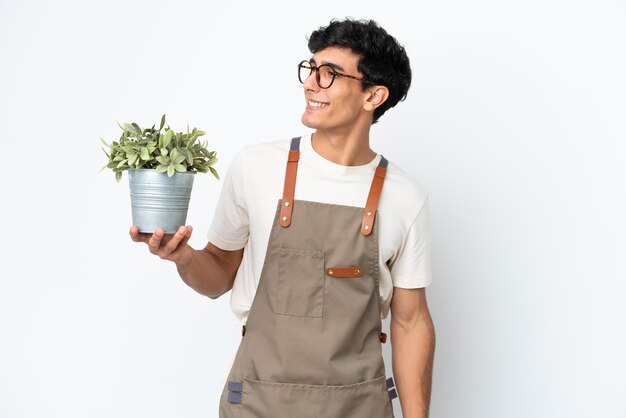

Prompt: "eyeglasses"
[298,60,367,89]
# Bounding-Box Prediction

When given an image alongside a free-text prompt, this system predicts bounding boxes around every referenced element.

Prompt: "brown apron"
[219,137,398,418]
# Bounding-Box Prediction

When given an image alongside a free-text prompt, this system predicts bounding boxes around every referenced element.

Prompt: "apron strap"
[280,137,387,235]
[280,137,301,228]
[361,156,388,236]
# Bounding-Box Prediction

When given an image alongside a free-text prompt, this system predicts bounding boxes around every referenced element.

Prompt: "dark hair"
[307,18,412,124]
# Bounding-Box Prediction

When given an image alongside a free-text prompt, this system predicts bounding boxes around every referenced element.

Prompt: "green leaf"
[116,159,128,168]
[167,164,175,177]
[156,164,168,173]
[131,123,142,135]
[173,163,187,172]
[128,153,138,166]
[115,171,123,183]
[140,147,150,160]
[121,122,136,135]
[173,152,186,164]
[155,155,169,165]
[209,166,220,180]
[162,129,173,148]
[160,114,166,131]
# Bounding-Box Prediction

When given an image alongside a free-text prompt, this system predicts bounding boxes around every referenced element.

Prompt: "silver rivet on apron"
[328,269,334,275]
[285,201,290,207]
[355,269,360,275]
[367,211,372,216]
[364,225,369,230]
[282,216,288,221]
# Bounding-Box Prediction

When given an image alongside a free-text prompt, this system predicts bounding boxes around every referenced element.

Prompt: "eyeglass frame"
[298,60,372,89]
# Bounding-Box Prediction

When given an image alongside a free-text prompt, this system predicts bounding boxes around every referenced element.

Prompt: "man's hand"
[129,225,195,266]
[129,225,243,298]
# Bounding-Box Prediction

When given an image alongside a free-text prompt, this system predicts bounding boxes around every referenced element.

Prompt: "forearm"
[175,248,237,299]
[391,313,435,418]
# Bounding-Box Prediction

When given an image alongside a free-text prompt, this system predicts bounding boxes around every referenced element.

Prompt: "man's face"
[301,46,372,133]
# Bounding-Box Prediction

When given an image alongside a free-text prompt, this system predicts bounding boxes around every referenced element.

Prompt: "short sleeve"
[206,147,249,250]
[388,196,432,288]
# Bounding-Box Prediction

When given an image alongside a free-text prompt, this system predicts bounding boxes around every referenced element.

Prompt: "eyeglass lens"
[298,62,336,89]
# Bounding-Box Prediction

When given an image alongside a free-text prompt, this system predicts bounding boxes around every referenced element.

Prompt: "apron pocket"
[275,247,325,318]
[242,376,392,418]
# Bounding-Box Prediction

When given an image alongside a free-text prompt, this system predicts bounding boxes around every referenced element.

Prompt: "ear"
[363,86,390,112]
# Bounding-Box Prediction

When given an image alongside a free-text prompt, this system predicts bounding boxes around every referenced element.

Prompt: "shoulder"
[383,159,429,217]
[238,138,291,163]
[227,137,298,184]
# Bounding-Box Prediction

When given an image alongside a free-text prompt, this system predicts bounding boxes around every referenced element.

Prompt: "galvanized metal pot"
[128,169,196,233]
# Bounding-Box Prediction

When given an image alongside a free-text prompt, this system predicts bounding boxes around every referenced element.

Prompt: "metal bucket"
[128,169,196,233]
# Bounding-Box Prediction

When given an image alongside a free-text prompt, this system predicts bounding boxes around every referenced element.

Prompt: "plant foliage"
[101,114,219,182]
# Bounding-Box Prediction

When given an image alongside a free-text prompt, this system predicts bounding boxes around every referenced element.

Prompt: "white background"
[1,1,625,417]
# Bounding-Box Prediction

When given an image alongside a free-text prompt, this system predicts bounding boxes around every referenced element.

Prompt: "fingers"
[130,225,152,243]
[161,226,192,255]
[129,225,142,242]
[130,225,193,261]
[147,228,165,255]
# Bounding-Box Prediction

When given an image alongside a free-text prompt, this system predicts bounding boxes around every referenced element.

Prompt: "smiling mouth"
[307,100,329,109]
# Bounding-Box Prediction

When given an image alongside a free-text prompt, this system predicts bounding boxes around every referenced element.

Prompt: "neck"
[311,129,376,166]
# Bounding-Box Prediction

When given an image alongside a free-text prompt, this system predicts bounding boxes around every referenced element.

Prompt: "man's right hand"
[129,225,243,298]
[129,225,195,266]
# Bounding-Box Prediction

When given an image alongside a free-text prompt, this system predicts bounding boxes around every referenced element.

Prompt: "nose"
[303,69,320,92]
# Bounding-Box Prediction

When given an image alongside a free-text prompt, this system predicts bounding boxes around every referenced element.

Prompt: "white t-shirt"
[207,133,431,324]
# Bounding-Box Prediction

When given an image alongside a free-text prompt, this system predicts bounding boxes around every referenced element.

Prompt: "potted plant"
[101,114,219,233]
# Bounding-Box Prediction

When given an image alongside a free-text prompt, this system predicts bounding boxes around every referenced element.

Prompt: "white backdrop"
[1,1,625,417]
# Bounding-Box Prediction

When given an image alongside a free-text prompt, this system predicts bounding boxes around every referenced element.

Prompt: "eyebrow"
[309,57,345,72]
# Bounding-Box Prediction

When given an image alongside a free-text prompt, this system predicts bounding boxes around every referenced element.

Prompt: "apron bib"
[219,137,397,418]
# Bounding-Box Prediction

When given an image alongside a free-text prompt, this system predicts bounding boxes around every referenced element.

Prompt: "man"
[131,18,435,418]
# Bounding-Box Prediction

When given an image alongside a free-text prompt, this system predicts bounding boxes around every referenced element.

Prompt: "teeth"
[308,100,328,108]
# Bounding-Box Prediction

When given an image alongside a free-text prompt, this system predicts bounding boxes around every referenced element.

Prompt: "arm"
[130,225,244,299]
[390,287,435,418]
